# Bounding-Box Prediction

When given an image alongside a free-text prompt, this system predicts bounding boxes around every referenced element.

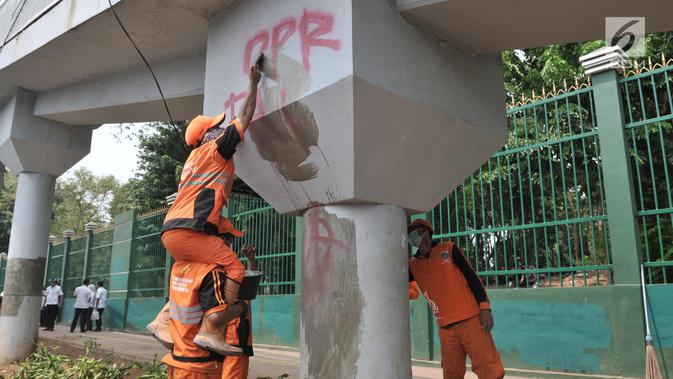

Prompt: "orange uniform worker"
[221,245,258,379]
[161,261,228,379]
[407,219,505,379]
[148,63,262,357]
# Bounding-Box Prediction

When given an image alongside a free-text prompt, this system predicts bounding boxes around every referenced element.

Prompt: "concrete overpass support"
[204,0,506,377]
[0,89,91,364]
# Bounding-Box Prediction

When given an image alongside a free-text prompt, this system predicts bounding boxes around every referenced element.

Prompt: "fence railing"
[427,84,612,288]
[621,63,673,284]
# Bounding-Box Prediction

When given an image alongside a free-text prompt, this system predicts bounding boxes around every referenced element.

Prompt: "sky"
[64,124,140,183]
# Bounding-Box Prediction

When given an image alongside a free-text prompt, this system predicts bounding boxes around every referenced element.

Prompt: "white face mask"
[408,230,422,248]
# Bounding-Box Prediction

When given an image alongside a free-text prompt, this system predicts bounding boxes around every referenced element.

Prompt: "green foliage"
[0,170,17,254]
[11,343,168,379]
[51,168,120,236]
[136,354,168,379]
[502,32,673,96]
[112,121,190,213]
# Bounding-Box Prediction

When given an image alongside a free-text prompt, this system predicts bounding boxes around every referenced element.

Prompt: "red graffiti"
[242,9,340,76]
[243,31,269,75]
[303,209,348,300]
[271,17,297,79]
[224,9,341,125]
[223,91,246,118]
[299,10,340,71]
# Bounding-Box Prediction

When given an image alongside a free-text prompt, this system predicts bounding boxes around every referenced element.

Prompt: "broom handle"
[640,264,652,338]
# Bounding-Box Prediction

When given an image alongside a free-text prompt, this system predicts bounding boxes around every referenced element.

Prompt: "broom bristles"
[646,342,663,379]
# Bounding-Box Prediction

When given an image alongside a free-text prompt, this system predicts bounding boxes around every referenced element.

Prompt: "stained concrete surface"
[35,325,471,378]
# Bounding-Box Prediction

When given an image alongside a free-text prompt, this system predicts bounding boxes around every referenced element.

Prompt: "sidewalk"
[39,325,454,378]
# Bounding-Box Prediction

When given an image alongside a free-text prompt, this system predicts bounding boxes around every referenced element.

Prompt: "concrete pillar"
[300,205,410,378]
[0,173,55,363]
[0,88,92,364]
[203,0,507,375]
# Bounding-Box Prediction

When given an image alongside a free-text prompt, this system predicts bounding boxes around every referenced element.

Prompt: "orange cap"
[185,113,226,147]
[408,219,434,234]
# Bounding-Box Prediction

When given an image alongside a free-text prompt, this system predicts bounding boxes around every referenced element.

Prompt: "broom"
[640,264,663,379]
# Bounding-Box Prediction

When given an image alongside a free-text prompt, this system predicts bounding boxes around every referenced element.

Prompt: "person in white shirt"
[86,282,97,331]
[71,279,93,333]
[94,280,107,332]
[43,279,63,331]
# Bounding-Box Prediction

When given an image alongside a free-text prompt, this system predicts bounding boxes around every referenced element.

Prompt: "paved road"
[39,325,497,378]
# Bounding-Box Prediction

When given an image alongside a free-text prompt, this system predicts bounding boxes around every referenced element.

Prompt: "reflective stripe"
[179,177,229,189]
[169,301,204,325]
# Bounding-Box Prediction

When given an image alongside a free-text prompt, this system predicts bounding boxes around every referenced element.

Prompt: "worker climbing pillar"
[0,89,92,364]
[203,0,507,376]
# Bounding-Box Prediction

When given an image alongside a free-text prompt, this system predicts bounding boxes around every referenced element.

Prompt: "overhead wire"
[106,0,174,122]
[2,0,28,44]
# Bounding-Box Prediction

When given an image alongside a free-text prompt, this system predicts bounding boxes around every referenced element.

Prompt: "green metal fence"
[229,193,298,295]
[63,236,87,297]
[129,208,169,298]
[46,242,64,285]
[427,82,612,288]
[88,227,113,289]
[0,260,6,292]
[621,62,673,284]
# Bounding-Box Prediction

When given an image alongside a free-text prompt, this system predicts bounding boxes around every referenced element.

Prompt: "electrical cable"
[106,0,174,122]
[3,0,28,44]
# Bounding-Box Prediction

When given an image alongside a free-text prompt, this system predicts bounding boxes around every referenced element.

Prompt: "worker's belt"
[171,351,224,363]
[439,319,466,330]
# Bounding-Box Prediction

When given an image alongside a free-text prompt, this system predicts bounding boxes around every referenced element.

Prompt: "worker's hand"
[479,309,493,332]
[241,243,257,261]
[249,64,262,85]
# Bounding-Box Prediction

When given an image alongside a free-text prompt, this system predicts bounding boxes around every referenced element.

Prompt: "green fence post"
[581,47,645,376]
[0,252,5,292]
[82,223,97,280]
[294,216,303,295]
[60,230,75,291]
[59,230,75,322]
[108,210,137,331]
[584,51,643,284]
[45,235,55,286]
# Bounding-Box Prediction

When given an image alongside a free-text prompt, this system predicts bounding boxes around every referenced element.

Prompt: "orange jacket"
[163,119,244,237]
[409,242,490,327]
[162,261,223,374]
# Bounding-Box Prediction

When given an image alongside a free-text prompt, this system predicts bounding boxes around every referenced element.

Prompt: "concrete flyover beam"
[397,0,673,54]
[205,0,506,215]
[0,88,92,176]
[34,52,206,125]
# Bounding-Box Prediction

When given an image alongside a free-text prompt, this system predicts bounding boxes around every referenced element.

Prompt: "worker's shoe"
[193,309,243,356]
[146,303,173,350]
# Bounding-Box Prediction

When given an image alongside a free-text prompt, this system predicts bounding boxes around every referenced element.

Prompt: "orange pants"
[438,315,504,379]
[221,356,249,379]
[163,229,244,283]
[167,366,222,379]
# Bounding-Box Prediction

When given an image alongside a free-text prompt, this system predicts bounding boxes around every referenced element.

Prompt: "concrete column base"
[0,172,56,364]
[300,204,410,378]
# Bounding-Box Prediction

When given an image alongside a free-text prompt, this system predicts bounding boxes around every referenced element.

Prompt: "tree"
[112,121,190,212]
[0,169,17,254]
[51,168,120,236]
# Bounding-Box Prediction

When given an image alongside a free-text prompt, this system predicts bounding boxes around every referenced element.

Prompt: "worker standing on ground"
[407,219,505,379]
[147,62,262,359]
[42,279,63,332]
[221,244,257,379]
[158,243,258,378]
